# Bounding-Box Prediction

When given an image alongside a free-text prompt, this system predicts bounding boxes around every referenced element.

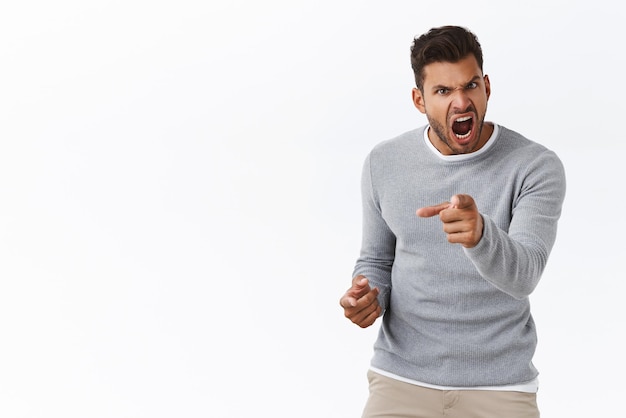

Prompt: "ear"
[484,74,491,100]
[412,88,426,114]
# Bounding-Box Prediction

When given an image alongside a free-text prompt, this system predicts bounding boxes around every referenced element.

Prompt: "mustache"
[451,105,476,116]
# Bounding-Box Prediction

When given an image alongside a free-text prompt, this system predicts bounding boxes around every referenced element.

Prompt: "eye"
[466,81,478,89]
[436,88,449,95]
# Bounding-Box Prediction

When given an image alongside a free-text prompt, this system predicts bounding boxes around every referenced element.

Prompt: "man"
[339,26,566,418]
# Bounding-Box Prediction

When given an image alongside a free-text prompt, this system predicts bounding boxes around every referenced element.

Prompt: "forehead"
[422,55,483,88]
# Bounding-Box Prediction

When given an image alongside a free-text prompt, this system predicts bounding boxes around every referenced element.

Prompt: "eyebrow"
[430,75,483,92]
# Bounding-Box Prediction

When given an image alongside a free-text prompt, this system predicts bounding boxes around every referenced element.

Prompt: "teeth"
[453,116,472,139]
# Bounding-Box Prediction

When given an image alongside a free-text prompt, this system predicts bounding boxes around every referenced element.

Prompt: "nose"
[450,88,471,112]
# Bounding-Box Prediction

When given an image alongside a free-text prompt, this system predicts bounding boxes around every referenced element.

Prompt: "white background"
[1,1,623,417]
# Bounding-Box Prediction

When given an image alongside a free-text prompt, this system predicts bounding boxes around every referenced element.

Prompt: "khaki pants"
[362,370,540,418]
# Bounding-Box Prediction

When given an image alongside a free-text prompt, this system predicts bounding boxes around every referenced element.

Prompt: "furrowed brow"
[430,83,451,92]
[431,75,483,92]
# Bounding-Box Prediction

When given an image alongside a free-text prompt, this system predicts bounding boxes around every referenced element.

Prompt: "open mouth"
[452,116,473,140]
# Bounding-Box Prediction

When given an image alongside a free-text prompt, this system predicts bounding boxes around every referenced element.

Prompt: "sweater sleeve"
[464,149,566,299]
[352,153,395,312]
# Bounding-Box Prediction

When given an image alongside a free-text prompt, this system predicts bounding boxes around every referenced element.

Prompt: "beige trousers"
[362,370,540,418]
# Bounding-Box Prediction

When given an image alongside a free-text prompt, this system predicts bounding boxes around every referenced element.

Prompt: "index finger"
[416,201,451,218]
[340,286,379,309]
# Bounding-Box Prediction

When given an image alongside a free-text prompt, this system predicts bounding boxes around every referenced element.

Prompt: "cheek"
[427,105,449,123]
[471,92,489,108]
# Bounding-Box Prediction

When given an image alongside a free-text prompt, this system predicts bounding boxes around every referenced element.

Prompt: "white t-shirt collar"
[423,123,499,161]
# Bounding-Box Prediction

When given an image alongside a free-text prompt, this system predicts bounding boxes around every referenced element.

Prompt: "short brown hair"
[410,26,484,90]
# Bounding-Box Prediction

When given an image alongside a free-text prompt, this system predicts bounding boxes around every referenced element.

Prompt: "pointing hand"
[416,194,483,248]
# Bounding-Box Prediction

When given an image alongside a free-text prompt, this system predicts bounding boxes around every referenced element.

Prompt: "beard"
[426,107,487,155]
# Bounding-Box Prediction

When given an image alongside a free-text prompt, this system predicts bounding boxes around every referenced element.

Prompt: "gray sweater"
[353,124,566,387]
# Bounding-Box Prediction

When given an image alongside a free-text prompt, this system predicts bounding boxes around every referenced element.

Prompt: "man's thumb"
[353,275,368,288]
[451,194,474,209]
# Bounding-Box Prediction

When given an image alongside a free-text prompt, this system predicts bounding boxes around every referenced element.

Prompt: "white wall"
[0,1,623,417]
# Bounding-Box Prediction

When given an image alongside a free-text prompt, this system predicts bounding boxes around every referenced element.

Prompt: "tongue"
[453,119,472,135]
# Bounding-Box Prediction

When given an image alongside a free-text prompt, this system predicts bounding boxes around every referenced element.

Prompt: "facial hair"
[427,105,488,155]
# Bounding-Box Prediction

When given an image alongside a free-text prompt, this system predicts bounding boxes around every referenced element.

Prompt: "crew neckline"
[423,123,499,161]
